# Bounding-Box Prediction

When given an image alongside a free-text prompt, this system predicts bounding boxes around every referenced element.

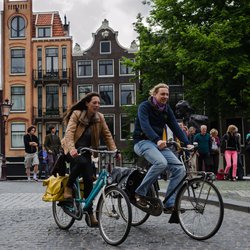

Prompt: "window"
[62,47,67,78]
[37,48,42,79]
[100,41,111,54]
[98,59,113,76]
[11,16,25,38]
[11,86,25,111]
[46,48,58,74]
[38,86,42,117]
[62,85,67,112]
[46,86,59,115]
[77,60,92,77]
[119,59,135,75]
[37,123,42,146]
[77,85,93,101]
[38,27,51,37]
[99,84,114,106]
[120,114,134,140]
[11,123,25,148]
[120,84,135,105]
[100,114,115,145]
[11,49,25,74]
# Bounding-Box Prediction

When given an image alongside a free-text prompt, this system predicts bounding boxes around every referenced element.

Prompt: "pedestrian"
[235,130,244,180]
[209,128,220,175]
[23,125,39,181]
[221,125,240,181]
[38,146,49,179]
[61,92,119,227]
[194,125,212,172]
[132,83,192,213]
[188,126,196,144]
[44,125,61,173]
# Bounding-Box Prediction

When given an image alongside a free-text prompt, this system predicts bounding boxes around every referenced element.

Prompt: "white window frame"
[98,59,114,77]
[119,83,136,106]
[98,84,114,107]
[76,60,93,78]
[120,114,134,140]
[11,122,25,149]
[100,41,111,54]
[119,58,135,76]
[77,84,93,101]
[103,114,115,136]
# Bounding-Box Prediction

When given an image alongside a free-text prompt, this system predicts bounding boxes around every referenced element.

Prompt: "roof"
[32,12,65,37]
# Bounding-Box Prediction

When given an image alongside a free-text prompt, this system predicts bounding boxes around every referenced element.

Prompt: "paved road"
[0,181,249,250]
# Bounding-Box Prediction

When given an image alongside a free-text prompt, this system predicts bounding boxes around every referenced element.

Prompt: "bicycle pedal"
[132,196,162,216]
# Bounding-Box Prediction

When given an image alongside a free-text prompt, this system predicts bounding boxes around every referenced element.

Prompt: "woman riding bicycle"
[133,83,193,213]
[61,92,118,227]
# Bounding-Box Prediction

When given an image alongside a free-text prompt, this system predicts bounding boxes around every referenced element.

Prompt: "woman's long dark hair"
[63,92,100,124]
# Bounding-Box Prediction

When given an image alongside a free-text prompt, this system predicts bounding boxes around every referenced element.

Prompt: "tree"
[134,0,250,120]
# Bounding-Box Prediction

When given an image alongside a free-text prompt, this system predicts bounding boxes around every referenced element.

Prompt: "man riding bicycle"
[133,83,192,213]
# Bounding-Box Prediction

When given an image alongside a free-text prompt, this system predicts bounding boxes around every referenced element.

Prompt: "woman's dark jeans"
[66,152,94,213]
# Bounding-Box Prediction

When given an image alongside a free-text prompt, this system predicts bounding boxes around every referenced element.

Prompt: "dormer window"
[11,16,25,38]
[38,27,51,38]
[100,41,111,54]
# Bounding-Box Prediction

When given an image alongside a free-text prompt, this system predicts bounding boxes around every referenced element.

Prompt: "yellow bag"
[42,175,69,202]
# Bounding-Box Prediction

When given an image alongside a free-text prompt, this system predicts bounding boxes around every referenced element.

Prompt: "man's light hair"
[149,83,169,96]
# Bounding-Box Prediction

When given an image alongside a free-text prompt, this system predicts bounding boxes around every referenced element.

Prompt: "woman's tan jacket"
[61,110,116,155]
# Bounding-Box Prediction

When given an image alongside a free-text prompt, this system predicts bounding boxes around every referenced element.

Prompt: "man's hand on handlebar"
[157,140,167,150]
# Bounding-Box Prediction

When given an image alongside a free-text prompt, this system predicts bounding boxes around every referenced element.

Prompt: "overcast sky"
[0,0,150,88]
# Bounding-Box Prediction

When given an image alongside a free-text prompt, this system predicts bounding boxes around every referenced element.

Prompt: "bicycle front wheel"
[52,201,75,230]
[176,179,224,240]
[96,186,132,246]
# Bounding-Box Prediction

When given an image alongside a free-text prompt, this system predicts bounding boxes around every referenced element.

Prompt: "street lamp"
[0,99,13,180]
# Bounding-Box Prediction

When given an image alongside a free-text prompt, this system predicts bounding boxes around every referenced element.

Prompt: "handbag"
[42,175,69,202]
[211,141,219,151]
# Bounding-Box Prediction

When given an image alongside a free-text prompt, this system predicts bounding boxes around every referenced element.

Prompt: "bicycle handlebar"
[78,147,119,156]
[166,139,198,152]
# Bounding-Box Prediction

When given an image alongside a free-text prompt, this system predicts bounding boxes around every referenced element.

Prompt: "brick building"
[1,0,72,176]
[72,19,139,163]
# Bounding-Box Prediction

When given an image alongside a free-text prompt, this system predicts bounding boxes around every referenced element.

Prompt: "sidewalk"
[158,177,250,213]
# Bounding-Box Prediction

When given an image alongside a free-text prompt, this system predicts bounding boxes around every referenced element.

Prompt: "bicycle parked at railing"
[118,140,224,240]
[52,147,132,246]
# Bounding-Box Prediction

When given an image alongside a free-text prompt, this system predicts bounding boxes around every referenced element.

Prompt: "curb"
[158,191,250,214]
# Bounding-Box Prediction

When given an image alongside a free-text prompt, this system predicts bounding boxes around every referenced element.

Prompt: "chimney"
[63,14,70,36]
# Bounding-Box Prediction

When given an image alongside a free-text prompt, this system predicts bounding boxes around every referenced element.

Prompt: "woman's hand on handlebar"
[70,148,78,158]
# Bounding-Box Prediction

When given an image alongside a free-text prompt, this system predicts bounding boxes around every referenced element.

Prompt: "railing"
[33,68,70,82]
[33,107,67,119]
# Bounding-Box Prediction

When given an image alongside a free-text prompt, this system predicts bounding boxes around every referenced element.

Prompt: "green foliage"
[133,0,250,120]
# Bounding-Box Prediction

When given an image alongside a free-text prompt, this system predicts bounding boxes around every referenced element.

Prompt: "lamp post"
[0,99,13,181]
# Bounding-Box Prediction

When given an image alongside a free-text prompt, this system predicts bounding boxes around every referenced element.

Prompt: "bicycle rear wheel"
[96,186,132,246]
[176,178,224,240]
[52,201,75,230]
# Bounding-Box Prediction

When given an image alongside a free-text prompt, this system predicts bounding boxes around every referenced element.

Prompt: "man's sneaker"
[163,206,174,214]
[33,178,38,182]
[135,194,147,207]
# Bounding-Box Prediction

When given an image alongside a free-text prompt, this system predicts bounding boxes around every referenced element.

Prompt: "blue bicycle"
[52,147,132,246]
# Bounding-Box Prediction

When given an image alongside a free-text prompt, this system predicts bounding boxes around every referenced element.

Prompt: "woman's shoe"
[85,213,98,227]
[63,186,73,199]
[232,177,237,181]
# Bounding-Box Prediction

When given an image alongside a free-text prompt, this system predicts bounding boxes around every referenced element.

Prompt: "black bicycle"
[118,141,224,240]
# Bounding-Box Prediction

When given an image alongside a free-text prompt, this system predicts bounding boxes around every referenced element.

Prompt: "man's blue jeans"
[134,140,186,208]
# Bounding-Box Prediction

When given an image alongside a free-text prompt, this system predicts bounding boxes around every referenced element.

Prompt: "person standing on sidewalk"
[44,125,61,173]
[23,126,39,181]
[210,128,220,175]
[221,125,240,181]
[194,125,212,172]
